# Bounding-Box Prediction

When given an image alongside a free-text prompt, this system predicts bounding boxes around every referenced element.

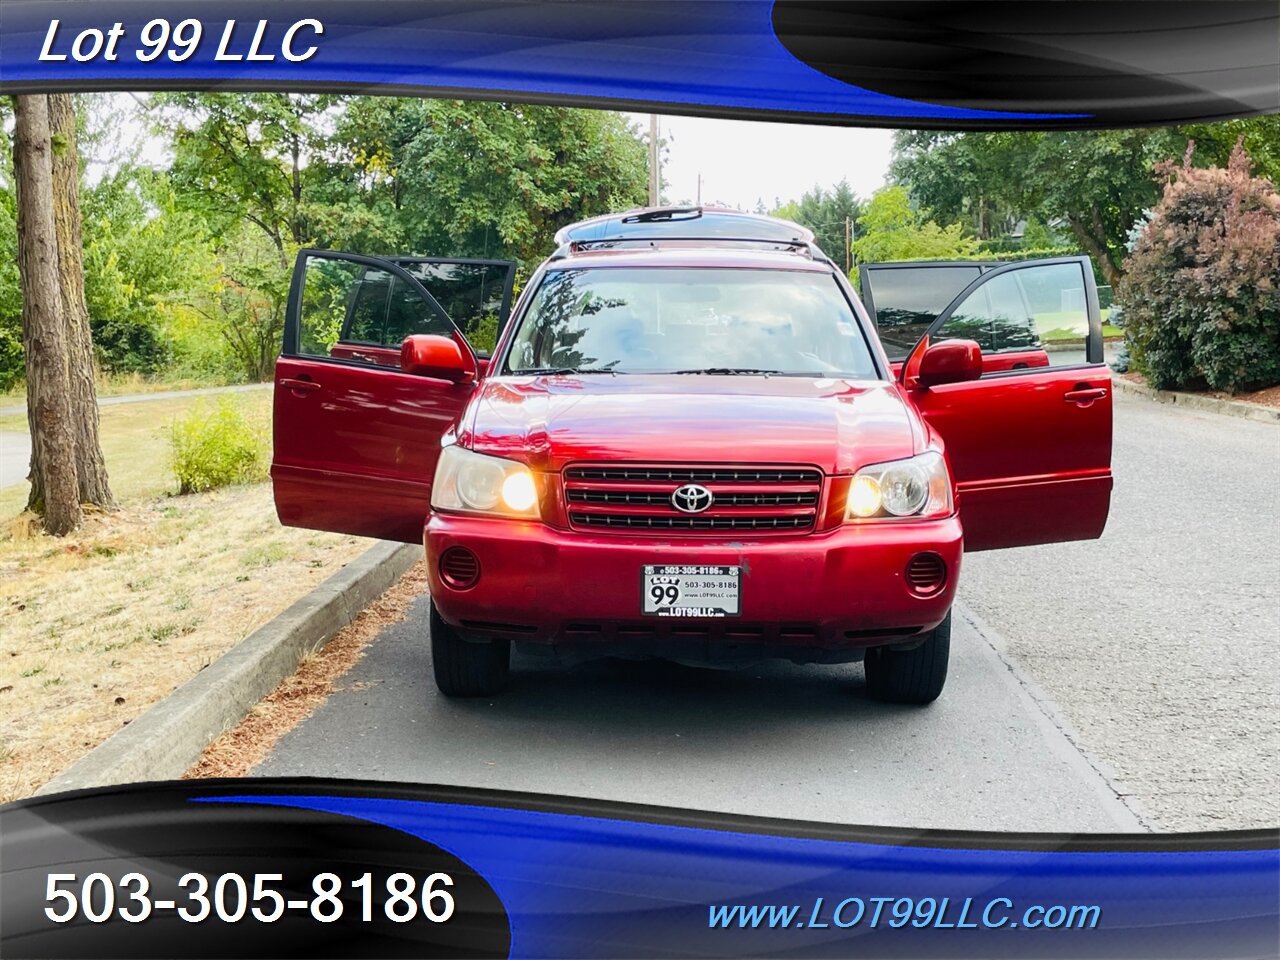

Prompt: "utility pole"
[844,216,853,274]
[648,114,660,207]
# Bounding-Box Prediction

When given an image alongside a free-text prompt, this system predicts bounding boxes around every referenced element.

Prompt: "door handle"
[281,378,320,395]
[1064,387,1107,404]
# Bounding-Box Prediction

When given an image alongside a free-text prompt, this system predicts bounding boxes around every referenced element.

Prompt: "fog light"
[905,552,947,595]
[439,546,480,589]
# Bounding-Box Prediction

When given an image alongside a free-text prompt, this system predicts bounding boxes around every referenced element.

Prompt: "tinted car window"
[864,265,984,357]
[346,268,392,344]
[399,261,510,354]
[384,275,452,345]
[295,254,453,370]
[936,261,1091,372]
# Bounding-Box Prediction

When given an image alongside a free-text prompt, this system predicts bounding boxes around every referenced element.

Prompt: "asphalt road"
[958,392,1280,832]
[256,600,1139,832]
[0,431,31,489]
[250,387,1280,834]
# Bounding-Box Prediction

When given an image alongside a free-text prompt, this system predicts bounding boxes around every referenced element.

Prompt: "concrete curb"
[36,540,421,795]
[1112,376,1280,423]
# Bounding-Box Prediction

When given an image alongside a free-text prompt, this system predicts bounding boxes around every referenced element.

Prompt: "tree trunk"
[1067,209,1124,288]
[48,93,114,510]
[12,94,83,536]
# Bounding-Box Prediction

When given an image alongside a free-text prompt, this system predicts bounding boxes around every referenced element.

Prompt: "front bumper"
[426,514,962,657]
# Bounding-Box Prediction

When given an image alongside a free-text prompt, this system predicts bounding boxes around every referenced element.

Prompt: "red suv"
[272,208,1112,704]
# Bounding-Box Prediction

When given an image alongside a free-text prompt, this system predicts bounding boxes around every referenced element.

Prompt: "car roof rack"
[551,206,824,260]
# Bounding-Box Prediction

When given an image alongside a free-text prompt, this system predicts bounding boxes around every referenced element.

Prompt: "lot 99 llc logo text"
[38,18,324,64]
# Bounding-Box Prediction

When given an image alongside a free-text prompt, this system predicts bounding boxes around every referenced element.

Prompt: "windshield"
[503,267,878,378]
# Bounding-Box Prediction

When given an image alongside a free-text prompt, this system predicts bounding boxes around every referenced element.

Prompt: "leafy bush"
[0,322,22,393]
[1117,141,1280,393]
[168,400,267,494]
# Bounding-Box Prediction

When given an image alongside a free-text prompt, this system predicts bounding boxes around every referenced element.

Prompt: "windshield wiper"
[509,366,620,376]
[672,367,782,377]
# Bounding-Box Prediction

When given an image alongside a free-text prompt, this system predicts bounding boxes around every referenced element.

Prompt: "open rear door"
[271,250,514,543]
[901,257,1113,552]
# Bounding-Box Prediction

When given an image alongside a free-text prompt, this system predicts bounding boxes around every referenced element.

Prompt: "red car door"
[271,251,515,543]
[902,257,1113,551]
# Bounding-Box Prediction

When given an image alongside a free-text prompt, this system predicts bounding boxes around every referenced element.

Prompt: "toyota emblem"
[671,483,715,514]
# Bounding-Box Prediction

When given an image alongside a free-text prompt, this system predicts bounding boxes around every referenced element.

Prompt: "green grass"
[1040,323,1124,342]
[0,390,272,517]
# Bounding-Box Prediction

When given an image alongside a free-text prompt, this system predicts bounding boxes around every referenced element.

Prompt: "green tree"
[152,92,337,266]
[1180,116,1280,185]
[81,166,217,374]
[149,93,341,378]
[0,174,23,391]
[772,180,863,268]
[888,124,1280,289]
[328,98,648,267]
[890,131,1034,242]
[851,186,979,269]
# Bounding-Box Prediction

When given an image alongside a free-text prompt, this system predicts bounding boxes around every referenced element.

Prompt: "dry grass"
[186,562,429,780]
[0,389,374,802]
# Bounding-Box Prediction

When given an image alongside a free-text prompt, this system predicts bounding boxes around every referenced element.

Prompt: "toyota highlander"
[271,207,1112,704]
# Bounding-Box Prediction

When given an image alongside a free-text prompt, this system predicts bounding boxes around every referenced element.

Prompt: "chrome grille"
[563,463,823,536]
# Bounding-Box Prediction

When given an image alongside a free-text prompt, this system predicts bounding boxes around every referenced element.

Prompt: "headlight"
[431,446,541,518]
[845,451,951,521]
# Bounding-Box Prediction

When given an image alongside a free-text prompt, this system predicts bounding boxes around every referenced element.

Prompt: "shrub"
[168,400,267,494]
[1118,141,1280,393]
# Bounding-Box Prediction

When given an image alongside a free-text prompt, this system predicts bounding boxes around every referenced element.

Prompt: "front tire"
[430,601,510,697]
[863,610,951,705]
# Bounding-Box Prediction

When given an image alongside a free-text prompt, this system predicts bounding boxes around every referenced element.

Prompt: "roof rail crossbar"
[568,236,812,251]
[550,236,821,261]
[620,206,703,224]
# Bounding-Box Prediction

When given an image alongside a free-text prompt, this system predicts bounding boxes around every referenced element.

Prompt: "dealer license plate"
[642,565,741,617]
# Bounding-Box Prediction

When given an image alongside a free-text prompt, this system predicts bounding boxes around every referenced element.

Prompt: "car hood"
[463,375,924,475]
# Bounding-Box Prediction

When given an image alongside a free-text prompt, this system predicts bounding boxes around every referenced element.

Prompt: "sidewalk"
[1111,377,1279,424]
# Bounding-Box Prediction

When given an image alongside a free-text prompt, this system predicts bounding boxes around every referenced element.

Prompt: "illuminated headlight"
[846,451,951,520]
[431,446,540,518]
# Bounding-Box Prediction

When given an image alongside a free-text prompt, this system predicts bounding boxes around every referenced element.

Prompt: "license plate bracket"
[641,565,741,617]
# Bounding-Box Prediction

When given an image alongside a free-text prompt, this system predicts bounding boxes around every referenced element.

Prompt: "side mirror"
[917,339,983,388]
[400,334,473,382]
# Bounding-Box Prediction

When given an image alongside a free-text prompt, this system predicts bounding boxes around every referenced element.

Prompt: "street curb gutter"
[36,540,420,795]
[1112,376,1280,423]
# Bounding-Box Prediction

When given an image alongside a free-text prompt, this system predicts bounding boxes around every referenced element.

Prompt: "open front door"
[861,259,1053,375]
[271,251,513,544]
[903,257,1113,552]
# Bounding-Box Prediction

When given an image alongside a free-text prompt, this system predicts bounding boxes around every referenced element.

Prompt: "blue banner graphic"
[2,781,1276,957]
[1,1,1277,128]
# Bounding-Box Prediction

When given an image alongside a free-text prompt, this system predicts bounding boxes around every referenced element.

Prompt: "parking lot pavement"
[256,594,1139,833]
[957,391,1280,832]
